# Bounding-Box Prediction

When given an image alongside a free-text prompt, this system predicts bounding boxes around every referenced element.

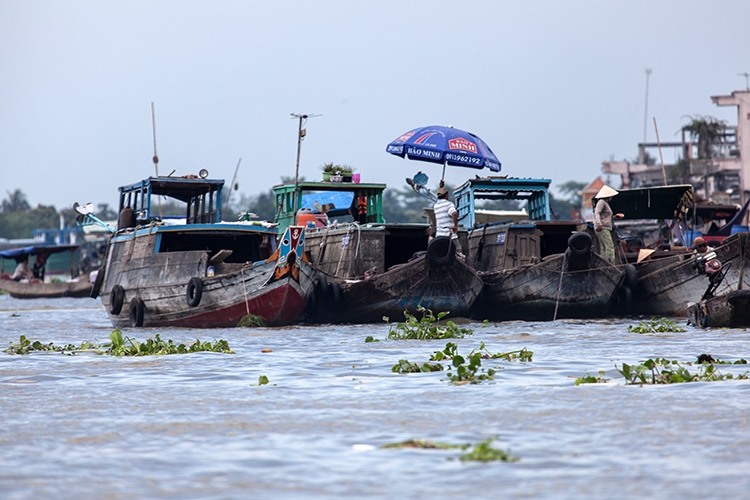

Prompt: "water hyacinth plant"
[384,306,473,340]
[3,331,234,356]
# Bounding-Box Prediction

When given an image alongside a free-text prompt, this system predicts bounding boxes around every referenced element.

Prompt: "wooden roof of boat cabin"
[454,176,553,227]
[607,184,693,221]
[117,176,225,225]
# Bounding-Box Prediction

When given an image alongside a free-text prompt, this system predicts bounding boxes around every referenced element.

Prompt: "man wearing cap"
[593,185,624,264]
[692,236,714,254]
[433,184,462,253]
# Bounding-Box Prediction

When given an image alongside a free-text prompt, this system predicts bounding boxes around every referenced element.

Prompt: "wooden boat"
[688,289,750,328]
[87,175,316,328]
[632,232,750,316]
[609,185,750,316]
[0,244,93,298]
[453,177,629,321]
[273,180,484,324]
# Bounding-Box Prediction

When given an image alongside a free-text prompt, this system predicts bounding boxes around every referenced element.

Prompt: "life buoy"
[129,298,145,327]
[426,236,456,268]
[567,232,592,256]
[186,277,203,307]
[110,285,125,315]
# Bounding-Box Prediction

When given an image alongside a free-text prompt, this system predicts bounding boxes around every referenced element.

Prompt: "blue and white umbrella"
[386,125,501,181]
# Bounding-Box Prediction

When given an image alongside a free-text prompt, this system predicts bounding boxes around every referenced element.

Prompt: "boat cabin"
[273,181,386,235]
[109,176,278,268]
[273,180,429,279]
[454,176,589,272]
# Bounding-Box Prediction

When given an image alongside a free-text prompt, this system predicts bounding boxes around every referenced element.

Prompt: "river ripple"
[1,294,750,499]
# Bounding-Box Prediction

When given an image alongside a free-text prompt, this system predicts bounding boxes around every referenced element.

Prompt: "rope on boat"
[553,251,567,321]
[240,267,250,315]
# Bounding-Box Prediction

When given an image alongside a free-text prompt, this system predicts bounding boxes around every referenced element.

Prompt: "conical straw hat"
[595,185,619,199]
[637,248,655,263]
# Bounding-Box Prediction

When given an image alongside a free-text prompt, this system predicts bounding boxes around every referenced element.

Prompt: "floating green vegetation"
[364,336,379,343]
[237,314,266,328]
[382,437,517,462]
[383,306,473,340]
[391,359,444,374]
[617,357,749,384]
[459,437,518,463]
[628,318,687,333]
[382,439,467,450]
[3,331,234,356]
[256,375,270,385]
[574,370,610,385]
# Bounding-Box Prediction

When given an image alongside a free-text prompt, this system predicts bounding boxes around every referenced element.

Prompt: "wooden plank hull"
[310,253,483,324]
[634,233,750,316]
[0,275,93,299]
[102,264,314,328]
[100,225,315,328]
[474,253,624,321]
[687,289,750,328]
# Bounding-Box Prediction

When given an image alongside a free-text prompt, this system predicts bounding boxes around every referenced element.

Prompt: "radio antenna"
[290,112,321,214]
[151,102,159,176]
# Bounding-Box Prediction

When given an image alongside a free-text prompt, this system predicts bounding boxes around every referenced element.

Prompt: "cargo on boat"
[85,174,316,328]
[273,180,483,324]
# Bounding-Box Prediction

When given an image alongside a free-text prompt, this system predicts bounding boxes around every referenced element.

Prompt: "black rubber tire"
[91,263,106,299]
[129,298,144,327]
[186,277,203,307]
[110,285,125,315]
[624,264,638,289]
[329,281,342,311]
[426,236,456,268]
[727,289,750,306]
[568,232,592,256]
[619,285,632,315]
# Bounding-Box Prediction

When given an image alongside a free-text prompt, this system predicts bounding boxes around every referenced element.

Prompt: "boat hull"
[687,290,750,328]
[0,275,93,299]
[100,225,315,328]
[310,251,483,324]
[634,233,750,316]
[474,253,624,321]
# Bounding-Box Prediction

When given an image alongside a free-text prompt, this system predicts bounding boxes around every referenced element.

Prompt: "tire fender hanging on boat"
[426,236,456,268]
[567,232,592,256]
[186,277,203,307]
[129,298,145,327]
[110,285,125,315]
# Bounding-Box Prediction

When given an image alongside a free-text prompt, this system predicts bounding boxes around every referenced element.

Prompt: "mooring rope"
[553,251,568,321]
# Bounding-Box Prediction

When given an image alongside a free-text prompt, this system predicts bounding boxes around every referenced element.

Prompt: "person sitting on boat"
[593,185,624,264]
[433,183,463,254]
[10,258,32,281]
[692,236,715,254]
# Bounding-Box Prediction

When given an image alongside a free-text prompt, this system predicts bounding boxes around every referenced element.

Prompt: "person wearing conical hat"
[593,185,624,264]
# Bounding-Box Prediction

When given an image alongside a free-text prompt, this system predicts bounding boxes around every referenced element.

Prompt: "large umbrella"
[386,125,501,181]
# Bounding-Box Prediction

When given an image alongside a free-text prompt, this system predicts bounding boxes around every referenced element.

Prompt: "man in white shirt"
[433,186,462,253]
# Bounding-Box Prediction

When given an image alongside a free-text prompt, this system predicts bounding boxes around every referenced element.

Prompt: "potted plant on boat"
[339,164,355,182]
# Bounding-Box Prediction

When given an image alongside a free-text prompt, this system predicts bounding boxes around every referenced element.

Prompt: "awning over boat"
[0,244,80,260]
[607,185,693,221]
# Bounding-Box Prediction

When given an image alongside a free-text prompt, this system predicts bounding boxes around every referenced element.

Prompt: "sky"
[2,0,750,213]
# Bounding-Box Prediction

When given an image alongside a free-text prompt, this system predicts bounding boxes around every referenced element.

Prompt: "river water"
[1,294,750,499]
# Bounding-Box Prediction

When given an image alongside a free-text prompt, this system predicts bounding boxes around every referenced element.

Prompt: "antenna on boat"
[224,158,242,213]
[151,102,159,176]
[290,112,321,215]
[643,68,652,144]
[151,102,163,218]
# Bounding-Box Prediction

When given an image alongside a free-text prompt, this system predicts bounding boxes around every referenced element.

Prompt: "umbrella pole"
[441,161,446,182]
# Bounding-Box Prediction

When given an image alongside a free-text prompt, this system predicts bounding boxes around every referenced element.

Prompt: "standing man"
[433,184,462,253]
[593,185,624,264]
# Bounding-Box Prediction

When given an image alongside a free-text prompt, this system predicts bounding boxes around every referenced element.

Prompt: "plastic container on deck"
[297,209,316,228]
